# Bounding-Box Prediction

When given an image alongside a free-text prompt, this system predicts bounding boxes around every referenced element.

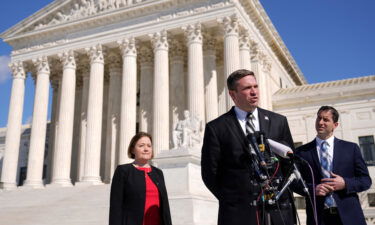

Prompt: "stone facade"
[1,0,374,224]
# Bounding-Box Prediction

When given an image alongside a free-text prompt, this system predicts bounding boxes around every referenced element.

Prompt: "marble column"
[216,44,227,116]
[261,56,272,110]
[50,51,76,186]
[239,30,251,70]
[220,15,240,109]
[0,61,26,189]
[169,39,185,138]
[184,23,205,126]
[251,47,269,109]
[118,37,137,164]
[71,78,82,183]
[80,44,105,184]
[138,44,154,133]
[104,52,122,183]
[150,30,169,153]
[24,56,50,188]
[203,33,219,122]
[77,65,90,181]
[46,77,59,183]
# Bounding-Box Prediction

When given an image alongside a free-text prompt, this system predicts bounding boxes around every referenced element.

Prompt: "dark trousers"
[322,208,343,225]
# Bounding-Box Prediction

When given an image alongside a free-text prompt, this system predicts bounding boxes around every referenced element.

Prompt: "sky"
[0,0,374,127]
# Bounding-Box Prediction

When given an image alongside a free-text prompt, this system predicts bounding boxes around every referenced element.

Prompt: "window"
[359,136,375,166]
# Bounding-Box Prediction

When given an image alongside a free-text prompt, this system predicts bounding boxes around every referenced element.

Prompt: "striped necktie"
[320,141,336,208]
[245,112,255,135]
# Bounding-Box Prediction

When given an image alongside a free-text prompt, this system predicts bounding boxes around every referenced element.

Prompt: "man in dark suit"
[201,69,296,225]
[296,106,371,225]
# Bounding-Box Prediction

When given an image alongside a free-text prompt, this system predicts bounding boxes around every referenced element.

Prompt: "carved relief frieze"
[34,0,148,31]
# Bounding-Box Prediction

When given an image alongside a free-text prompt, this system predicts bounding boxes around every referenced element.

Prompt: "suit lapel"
[332,137,340,173]
[258,108,271,134]
[224,107,249,150]
[309,139,322,175]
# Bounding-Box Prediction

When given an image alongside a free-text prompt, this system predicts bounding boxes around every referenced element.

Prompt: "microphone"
[267,139,309,194]
[248,133,266,167]
[267,139,294,159]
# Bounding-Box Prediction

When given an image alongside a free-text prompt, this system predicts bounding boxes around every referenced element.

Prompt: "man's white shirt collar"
[234,107,260,133]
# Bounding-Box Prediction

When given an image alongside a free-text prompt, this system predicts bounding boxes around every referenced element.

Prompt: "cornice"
[237,0,306,85]
[273,75,375,110]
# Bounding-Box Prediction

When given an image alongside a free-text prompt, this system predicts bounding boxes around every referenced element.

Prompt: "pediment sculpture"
[172,110,203,149]
[34,0,146,30]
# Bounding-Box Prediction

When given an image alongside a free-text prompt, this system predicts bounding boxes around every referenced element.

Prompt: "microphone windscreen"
[267,139,293,158]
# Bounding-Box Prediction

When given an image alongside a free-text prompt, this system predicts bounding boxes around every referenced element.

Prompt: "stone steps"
[0,185,110,225]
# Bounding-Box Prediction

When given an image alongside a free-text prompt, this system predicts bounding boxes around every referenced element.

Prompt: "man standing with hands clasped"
[296,106,372,225]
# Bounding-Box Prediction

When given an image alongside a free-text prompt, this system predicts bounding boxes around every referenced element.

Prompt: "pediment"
[1,0,151,40]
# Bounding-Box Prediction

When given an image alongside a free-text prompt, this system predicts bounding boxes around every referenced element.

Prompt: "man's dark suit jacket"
[201,107,295,225]
[109,164,172,225]
[296,138,372,225]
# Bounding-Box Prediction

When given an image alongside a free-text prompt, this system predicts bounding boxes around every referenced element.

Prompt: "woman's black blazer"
[109,163,172,225]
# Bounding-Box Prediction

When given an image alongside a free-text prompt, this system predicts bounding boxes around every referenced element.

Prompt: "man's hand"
[315,183,334,196]
[321,172,346,191]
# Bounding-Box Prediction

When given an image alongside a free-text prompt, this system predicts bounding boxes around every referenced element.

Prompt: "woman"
[109,132,172,225]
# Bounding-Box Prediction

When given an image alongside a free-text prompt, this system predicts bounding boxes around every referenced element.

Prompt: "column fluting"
[24,56,51,188]
[0,61,26,190]
[118,37,137,164]
[184,23,205,126]
[203,33,219,122]
[80,44,105,184]
[150,30,169,154]
[138,45,154,134]
[220,15,240,110]
[104,51,122,183]
[50,50,76,186]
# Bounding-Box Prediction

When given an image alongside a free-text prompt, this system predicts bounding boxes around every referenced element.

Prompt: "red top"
[136,167,161,225]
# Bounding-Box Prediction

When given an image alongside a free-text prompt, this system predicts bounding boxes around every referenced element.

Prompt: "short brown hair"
[227,69,255,91]
[127,132,153,159]
[317,106,339,123]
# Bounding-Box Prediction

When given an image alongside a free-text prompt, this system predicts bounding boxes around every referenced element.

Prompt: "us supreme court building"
[1,0,374,224]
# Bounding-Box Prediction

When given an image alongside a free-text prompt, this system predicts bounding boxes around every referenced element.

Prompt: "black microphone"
[247,133,266,167]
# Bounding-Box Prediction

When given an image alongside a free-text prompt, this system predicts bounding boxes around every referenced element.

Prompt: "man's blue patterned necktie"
[320,141,336,208]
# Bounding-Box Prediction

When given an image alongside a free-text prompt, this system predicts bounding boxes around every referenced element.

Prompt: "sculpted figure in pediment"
[49,12,67,25]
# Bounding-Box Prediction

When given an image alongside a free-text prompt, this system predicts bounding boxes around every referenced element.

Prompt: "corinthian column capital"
[239,30,251,50]
[150,30,169,51]
[118,37,137,57]
[169,39,185,60]
[218,15,239,37]
[58,50,76,69]
[9,61,26,80]
[203,32,217,52]
[85,44,104,64]
[32,56,50,74]
[106,50,122,69]
[182,23,202,45]
[138,44,153,64]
